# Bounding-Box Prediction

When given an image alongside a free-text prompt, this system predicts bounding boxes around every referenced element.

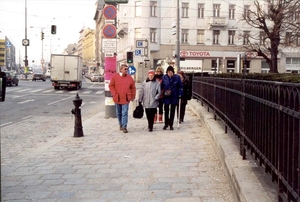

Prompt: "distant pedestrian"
[109,64,136,133]
[161,66,183,130]
[154,66,164,124]
[138,70,161,132]
[177,71,192,123]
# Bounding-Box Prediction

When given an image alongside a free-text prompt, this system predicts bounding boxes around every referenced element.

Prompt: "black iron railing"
[192,76,300,202]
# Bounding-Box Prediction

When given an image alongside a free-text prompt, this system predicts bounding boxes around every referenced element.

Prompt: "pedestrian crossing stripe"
[6,87,104,95]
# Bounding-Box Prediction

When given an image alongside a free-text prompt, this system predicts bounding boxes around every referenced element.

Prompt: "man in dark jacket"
[161,66,183,130]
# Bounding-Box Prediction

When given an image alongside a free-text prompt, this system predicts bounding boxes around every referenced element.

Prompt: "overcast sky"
[0,0,97,64]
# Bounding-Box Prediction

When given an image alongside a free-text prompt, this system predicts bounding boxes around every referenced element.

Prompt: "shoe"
[163,125,168,130]
[149,128,153,132]
[154,114,157,124]
[170,126,174,130]
[158,114,163,123]
[122,128,128,133]
[119,125,123,130]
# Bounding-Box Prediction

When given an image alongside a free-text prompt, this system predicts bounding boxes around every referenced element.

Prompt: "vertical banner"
[104,56,117,118]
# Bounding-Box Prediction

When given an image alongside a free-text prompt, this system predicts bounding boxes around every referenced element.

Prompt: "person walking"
[161,66,183,130]
[177,71,192,123]
[154,66,164,123]
[138,70,161,132]
[109,64,136,133]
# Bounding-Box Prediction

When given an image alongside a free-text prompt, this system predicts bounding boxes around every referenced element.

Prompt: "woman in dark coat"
[177,71,192,123]
[161,66,183,130]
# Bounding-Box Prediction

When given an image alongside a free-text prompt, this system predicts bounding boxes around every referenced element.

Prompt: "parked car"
[90,74,104,82]
[4,71,19,86]
[32,72,46,81]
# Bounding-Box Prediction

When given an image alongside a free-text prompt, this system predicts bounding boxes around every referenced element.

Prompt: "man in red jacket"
[109,64,136,133]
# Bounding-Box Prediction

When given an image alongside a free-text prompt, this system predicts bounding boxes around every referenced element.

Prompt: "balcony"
[117,22,128,38]
[207,17,227,29]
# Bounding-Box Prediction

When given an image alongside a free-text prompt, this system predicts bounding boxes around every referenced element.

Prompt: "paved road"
[1,101,235,201]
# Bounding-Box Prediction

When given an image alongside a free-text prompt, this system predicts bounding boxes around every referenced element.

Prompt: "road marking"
[0,122,13,127]
[55,91,64,94]
[18,99,35,104]
[15,88,32,92]
[22,116,32,120]
[69,91,78,94]
[48,96,73,105]
[83,91,91,94]
[12,94,29,98]
[31,89,43,92]
[43,89,54,93]
[96,91,104,94]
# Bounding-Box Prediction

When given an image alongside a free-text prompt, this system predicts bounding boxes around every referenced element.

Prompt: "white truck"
[50,54,82,90]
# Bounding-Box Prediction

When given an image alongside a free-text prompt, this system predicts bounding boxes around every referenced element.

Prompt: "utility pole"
[25,0,28,79]
[175,0,180,72]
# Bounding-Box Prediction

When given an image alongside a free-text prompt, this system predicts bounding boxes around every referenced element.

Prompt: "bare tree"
[241,0,300,73]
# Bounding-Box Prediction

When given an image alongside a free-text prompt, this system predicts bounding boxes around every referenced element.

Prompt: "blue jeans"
[115,103,129,128]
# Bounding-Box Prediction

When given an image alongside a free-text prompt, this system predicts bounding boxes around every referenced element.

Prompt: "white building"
[96,0,300,81]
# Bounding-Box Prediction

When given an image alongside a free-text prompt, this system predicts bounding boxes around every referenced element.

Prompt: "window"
[197,29,204,44]
[213,4,220,17]
[182,3,189,18]
[286,57,300,64]
[260,31,266,45]
[198,3,204,18]
[211,59,218,72]
[229,4,235,19]
[150,1,157,17]
[228,30,235,44]
[150,28,156,43]
[296,35,300,46]
[244,5,250,18]
[213,30,220,44]
[285,32,292,45]
[135,28,142,39]
[135,1,142,17]
[181,29,189,43]
[243,31,250,45]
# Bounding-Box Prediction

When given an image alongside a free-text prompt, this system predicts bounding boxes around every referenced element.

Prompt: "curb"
[188,99,277,202]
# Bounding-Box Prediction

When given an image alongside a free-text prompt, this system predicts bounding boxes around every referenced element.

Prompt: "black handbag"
[133,104,144,119]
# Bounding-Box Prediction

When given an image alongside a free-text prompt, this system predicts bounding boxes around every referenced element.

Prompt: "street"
[0,77,105,127]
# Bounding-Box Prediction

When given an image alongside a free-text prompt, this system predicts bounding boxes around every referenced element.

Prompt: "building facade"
[94,0,300,80]
[0,36,16,71]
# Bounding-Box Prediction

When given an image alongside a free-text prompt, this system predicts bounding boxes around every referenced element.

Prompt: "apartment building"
[95,0,300,78]
[0,36,16,71]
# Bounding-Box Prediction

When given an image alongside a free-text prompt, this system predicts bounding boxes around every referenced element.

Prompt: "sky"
[0,0,97,65]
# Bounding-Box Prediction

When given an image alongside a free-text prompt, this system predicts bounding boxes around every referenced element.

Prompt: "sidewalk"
[1,100,276,201]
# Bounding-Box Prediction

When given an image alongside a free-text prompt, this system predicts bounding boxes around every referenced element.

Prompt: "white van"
[45,69,51,79]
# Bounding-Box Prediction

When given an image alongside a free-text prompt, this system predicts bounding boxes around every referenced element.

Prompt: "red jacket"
[109,73,136,104]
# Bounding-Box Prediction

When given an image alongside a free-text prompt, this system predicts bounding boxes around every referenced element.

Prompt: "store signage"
[180,51,211,57]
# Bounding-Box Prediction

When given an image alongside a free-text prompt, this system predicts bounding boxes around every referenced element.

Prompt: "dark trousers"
[177,102,187,122]
[164,104,176,127]
[145,108,156,130]
[155,100,164,115]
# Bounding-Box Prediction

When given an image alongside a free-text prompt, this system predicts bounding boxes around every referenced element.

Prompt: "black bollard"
[71,93,84,137]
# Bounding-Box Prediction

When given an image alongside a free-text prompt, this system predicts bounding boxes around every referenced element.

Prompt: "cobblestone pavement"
[1,105,235,202]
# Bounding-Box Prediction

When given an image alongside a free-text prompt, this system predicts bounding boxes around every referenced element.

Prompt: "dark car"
[32,72,46,81]
[4,71,19,86]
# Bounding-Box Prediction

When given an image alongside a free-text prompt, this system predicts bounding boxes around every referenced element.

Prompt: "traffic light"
[24,60,28,66]
[51,25,56,34]
[126,51,133,63]
[41,32,44,40]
